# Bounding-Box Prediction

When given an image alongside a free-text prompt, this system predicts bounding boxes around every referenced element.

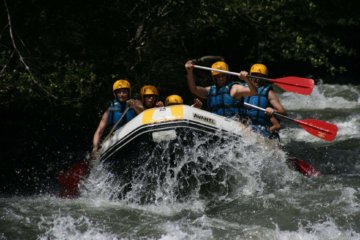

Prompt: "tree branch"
[3,0,58,100]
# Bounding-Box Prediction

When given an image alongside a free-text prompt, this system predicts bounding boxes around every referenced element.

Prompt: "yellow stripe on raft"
[142,105,184,125]
[170,105,184,119]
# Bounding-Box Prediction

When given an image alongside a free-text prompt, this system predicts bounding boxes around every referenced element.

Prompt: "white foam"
[280,127,327,143]
[332,187,360,214]
[38,214,120,240]
[158,215,360,240]
[333,115,360,141]
[274,220,360,240]
[79,131,294,208]
[279,114,360,143]
[159,218,213,240]
[79,162,125,201]
[281,84,360,110]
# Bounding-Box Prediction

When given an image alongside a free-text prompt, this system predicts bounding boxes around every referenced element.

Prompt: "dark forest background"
[1,0,359,194]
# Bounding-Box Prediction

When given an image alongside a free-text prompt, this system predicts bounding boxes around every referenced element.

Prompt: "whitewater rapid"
[1,83,360,239]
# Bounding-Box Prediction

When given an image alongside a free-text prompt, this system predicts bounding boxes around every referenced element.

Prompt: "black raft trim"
[100,120,239,161]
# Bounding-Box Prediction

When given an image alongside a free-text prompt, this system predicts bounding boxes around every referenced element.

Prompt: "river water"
[1,83,360,239]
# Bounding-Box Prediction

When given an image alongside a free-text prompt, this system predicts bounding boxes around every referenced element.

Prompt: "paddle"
[193,64,314,95]
[58,159,90,197]
[58,106,130,198]
[244,102,338,141]
[243,103,327,177]
[192,55,224,63]
[103,107,130,142]
[287,157,322,177]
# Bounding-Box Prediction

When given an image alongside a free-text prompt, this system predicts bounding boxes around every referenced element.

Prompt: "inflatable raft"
[58,104,320,198]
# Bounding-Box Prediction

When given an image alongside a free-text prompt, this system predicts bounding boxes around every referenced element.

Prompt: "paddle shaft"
[193,64,314,95]
[103,107,130,142]
[244,102,332,135]
[194,65,240,76]
[244,102,294,122]
[194,65,299,84]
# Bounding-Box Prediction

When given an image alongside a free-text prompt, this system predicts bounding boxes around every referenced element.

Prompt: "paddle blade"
[58,160,90,198]
[288,158,322,177]
[294,119,338,141]
[269,76,314,95]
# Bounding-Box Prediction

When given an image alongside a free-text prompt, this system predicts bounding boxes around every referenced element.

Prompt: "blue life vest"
[207,82,245,117]
[244,85,280,140]
[108,99,137,129]
[244,85,272,126]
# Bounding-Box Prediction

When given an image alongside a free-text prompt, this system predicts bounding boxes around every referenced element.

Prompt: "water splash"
[333,114,360,141]
[38,214,119,240]
[79,130,294,206]
[281,83,360,110]
[273,220,360,240]
[279,112,360,143]
[79,162,127,201]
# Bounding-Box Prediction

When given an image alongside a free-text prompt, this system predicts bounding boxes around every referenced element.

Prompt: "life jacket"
[244,85,280,140]
[108,99,137,129]
[207,82,245,117]
[244,85,272,126]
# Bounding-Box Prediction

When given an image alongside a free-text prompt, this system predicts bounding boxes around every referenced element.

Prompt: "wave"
[280,113,360,143]
[280,83,360,110]
[333,114,360,141]
[79,132,297,204]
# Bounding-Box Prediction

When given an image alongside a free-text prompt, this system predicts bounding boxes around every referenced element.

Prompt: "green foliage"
[0,56,98,110]
[1,0,359,111]
[43,61,98,107]
[1,0,359,195]
[186,0,358,74]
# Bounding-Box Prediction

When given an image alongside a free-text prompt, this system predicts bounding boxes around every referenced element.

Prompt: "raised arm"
[230,71,257,99]
[239,71,257,97]
[185,60,210,99]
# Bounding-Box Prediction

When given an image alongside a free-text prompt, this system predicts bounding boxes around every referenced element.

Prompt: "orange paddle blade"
[58,160,90,198]
[288,158,322,177]
[294,119,338,141]
[267,76,315,95]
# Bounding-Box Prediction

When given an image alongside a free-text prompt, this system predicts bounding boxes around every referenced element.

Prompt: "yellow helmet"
[165,95,183,106]
[250,64,268,76]
[211,61,229,76]
[113,79,131,91]
[140,85,159,101]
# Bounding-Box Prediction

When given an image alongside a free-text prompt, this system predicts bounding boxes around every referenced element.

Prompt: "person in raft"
[140,85,164,109]
[184,60,257,118]
[92,79,143,154]
[243,63,286,140]
[165,94,183,106]
[165,94,203,108]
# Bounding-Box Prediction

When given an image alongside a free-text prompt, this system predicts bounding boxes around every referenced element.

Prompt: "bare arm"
[185,60,210,99]
[92,109,109,152]
[230,71,257,99]
[267,90,286,115]
[128,99,144,114]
